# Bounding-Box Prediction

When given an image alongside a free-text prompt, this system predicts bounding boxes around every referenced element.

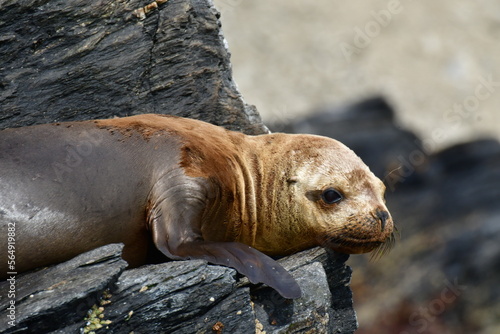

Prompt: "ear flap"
[176,241,302,299]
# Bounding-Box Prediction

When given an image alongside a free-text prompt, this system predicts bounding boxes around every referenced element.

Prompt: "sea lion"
[0,114,394,298]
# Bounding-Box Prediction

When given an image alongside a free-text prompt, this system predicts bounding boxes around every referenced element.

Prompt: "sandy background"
[214,0,500,151]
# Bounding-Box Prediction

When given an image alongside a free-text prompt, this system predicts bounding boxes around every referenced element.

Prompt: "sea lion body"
[1,118,178,272]
[0,114,394,298]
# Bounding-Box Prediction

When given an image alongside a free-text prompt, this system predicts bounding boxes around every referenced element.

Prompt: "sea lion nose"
[376,209,390,231]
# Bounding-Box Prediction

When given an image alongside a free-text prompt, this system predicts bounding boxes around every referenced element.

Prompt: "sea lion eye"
[321,188,343,204]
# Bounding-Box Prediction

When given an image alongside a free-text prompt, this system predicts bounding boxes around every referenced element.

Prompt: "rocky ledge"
[0,244,356,333]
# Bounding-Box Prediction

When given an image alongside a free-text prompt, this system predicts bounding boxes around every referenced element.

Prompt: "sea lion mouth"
[323,238,383,254]
[322,228,398,257]
[368,229,398,260]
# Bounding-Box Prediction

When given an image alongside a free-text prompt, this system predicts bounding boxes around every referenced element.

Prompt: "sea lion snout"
[376,209,390,231]
[368,206,397,258]
[375,208,391,232]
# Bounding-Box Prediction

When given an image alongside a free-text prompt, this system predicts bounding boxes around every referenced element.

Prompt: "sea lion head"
[266,134,396,257]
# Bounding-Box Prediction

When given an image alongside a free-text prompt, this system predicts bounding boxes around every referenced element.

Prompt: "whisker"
[383,166,402,184]
[369,224,399,261]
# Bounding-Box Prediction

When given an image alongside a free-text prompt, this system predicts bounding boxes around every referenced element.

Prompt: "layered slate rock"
[102,260,245,333]
[0,245,355,333]
[0,244,127,334]
[0,0,266,135]
[253,251,357,334]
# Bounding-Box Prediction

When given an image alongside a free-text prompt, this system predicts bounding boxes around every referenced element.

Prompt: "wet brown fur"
[92,115,394,257]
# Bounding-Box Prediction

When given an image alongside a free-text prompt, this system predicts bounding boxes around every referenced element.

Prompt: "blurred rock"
[429,139,500,220]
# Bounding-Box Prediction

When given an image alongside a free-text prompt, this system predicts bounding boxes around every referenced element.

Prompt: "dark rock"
[0,0,266,135]
[110,247,356,334]
[102,260,242,333]
[252,249,355,334]
[0,244,127,334]
[324,252,358,334]
[0,245,355,333]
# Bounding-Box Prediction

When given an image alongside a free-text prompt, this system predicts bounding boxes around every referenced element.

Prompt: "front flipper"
[147,174,301,299]
[149,202,301,298]
[175,241,301,299]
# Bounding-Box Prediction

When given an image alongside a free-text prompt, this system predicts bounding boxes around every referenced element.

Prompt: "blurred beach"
[215,0,500,150]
